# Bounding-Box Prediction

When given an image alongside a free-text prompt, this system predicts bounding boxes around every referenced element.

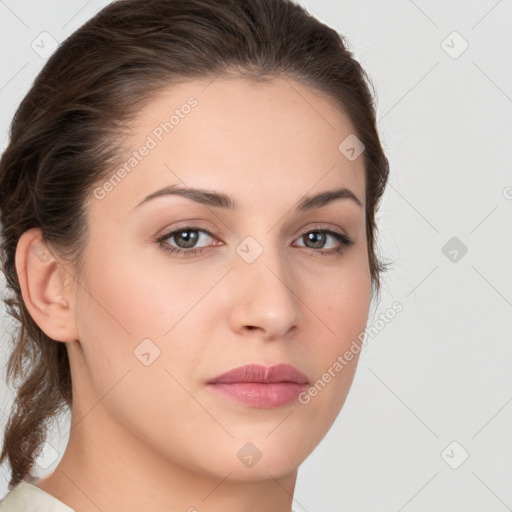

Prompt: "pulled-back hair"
[0,0,389,489]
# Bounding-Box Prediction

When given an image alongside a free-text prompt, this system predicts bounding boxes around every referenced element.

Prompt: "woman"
[0,0,389,510]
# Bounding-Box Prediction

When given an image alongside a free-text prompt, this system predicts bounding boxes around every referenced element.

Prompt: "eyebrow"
[131,184,362,212]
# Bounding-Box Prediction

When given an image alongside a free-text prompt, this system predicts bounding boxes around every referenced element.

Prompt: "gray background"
[1,0,511,510]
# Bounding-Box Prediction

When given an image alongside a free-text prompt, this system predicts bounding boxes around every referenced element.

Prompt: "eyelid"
[155,220,219,238]
[297,222,348,238]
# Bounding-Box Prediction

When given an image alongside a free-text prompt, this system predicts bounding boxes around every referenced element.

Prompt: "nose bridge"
[230,231,300,337]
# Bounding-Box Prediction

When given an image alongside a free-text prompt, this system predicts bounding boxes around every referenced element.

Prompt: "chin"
[216,432,316,482]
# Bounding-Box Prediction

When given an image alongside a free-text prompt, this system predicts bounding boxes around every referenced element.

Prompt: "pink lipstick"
[207,363,309,408]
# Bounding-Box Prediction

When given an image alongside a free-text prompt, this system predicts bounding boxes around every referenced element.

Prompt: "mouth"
[206,363,309,409]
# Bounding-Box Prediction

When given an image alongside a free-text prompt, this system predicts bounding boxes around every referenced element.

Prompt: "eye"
[155,225,354,257]
[156,225,217,257]
[294,227,354,256]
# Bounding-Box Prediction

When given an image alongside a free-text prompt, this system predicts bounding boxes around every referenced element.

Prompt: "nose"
[228,243,300,341]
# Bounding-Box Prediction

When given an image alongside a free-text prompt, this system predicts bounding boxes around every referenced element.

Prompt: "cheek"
[72,249,213,459]
[73,239,218,395]
[297,252,371,417]
[308,250,372,348]
[307,281,370,392]
[78,236,213,339]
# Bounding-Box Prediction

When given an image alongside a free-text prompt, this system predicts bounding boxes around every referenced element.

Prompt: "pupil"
[307,232,324,249]
[178,230,198,248]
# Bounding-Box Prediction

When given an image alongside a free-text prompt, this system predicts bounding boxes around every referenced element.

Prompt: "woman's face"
[72,76,370,481]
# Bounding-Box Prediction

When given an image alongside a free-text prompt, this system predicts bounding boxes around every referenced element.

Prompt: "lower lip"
[207,382,308,408]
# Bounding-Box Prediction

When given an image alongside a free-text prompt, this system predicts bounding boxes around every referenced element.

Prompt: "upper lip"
[207,363,309,385]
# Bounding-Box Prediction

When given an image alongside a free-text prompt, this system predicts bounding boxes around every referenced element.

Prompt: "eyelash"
[155,224,354,258]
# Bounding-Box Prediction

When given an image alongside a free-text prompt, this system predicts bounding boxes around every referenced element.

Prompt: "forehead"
[87,76,366,221]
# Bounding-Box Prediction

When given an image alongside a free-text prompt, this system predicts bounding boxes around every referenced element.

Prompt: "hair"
[0,0,390,490]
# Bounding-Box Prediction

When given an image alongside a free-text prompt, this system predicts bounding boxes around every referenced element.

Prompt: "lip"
[207,364,309,408]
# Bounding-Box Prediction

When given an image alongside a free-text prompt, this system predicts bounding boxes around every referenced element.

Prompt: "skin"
[16,76,371,512]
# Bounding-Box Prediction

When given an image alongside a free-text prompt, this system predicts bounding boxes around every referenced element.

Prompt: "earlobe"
[15,227,78,343]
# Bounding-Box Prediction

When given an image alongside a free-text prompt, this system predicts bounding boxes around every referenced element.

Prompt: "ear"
[15,227,79,343]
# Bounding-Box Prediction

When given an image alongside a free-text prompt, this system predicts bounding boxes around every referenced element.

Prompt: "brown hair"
[0,0,389,490]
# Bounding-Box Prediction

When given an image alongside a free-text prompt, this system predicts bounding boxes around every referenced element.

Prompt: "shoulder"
[0,481,75,512]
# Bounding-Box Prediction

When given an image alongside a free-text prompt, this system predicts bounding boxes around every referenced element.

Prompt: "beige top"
[0,481,301,511]
[0,481,75,512]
